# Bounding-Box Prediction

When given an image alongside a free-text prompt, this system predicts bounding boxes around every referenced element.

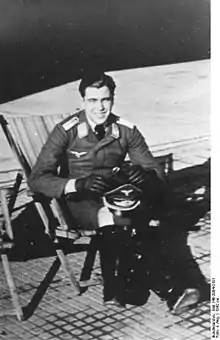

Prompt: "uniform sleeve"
[128,126,164,179]
[28,124,70,198]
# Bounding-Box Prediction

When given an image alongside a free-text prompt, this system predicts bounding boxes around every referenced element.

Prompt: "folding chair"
[0,168,24,321]
[0,112,101,319]
[0,112,173,321]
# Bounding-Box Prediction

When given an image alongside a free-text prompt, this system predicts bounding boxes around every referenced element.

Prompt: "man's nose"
[97,100,105,110]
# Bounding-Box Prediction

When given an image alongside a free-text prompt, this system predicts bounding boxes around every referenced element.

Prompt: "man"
[28,70,200,311]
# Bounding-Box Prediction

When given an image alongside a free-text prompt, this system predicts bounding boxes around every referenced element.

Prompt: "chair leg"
[1,254,24,321]
[34,202,50,235]
[0,175,23,321]
[34,202,81,293]
[56,249,81,294]
[0,189,13,240]
[80,237,99,285]
[8,171,23,215]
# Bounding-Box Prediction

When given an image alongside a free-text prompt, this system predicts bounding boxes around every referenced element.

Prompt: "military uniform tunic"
[28,110,161,229]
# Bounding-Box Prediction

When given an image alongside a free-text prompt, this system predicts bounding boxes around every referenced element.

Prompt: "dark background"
[0,0,210,104]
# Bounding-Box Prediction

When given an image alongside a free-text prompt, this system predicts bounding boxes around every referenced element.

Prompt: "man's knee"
[98,206,114,227]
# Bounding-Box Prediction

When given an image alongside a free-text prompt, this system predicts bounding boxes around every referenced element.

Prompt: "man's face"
[83,86,114,125]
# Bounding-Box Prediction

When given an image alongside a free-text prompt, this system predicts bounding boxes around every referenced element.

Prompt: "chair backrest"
[0,112,78,237]
[0,113,72,179]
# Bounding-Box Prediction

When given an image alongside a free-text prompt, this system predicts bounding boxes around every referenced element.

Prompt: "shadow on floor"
[140,157,210,307]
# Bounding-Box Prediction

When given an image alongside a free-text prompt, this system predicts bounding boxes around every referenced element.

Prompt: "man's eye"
[87,98,111,104]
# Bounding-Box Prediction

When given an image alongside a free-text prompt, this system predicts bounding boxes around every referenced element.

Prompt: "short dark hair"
[79,71,116,98]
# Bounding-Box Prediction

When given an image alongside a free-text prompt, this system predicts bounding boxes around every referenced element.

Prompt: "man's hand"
[75,175,110,195]
[124,164,147,186]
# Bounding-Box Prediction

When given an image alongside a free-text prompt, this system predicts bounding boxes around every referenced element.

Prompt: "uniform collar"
[77,111,120,139]
[85,115,97,132]
[85,113,111,132]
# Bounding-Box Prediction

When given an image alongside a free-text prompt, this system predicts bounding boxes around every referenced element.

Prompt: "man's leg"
[116,227,151,306]
[67,199,123,304]
[97,227,122,303]
[97,206,132,307]
[66,199,101,230]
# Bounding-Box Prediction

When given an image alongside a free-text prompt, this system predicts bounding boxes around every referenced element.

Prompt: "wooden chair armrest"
[155,153,173,177]
[26,189,52,202]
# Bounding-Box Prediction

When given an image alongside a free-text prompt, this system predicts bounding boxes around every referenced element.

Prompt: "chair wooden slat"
[13,118,39,167]
[43,113,70,133]
[5,113,71,169]
[22,116,48,157]
[5,117,35,169]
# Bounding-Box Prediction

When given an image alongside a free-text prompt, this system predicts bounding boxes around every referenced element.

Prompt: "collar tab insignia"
[111,123,120,139]
[77,122,89,139]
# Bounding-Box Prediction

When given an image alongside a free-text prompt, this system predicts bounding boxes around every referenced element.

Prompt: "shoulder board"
[117,118,134,129]
[62,114,79,131]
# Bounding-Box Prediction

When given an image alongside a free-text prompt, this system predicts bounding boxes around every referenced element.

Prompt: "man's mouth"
[96,114,106,119]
